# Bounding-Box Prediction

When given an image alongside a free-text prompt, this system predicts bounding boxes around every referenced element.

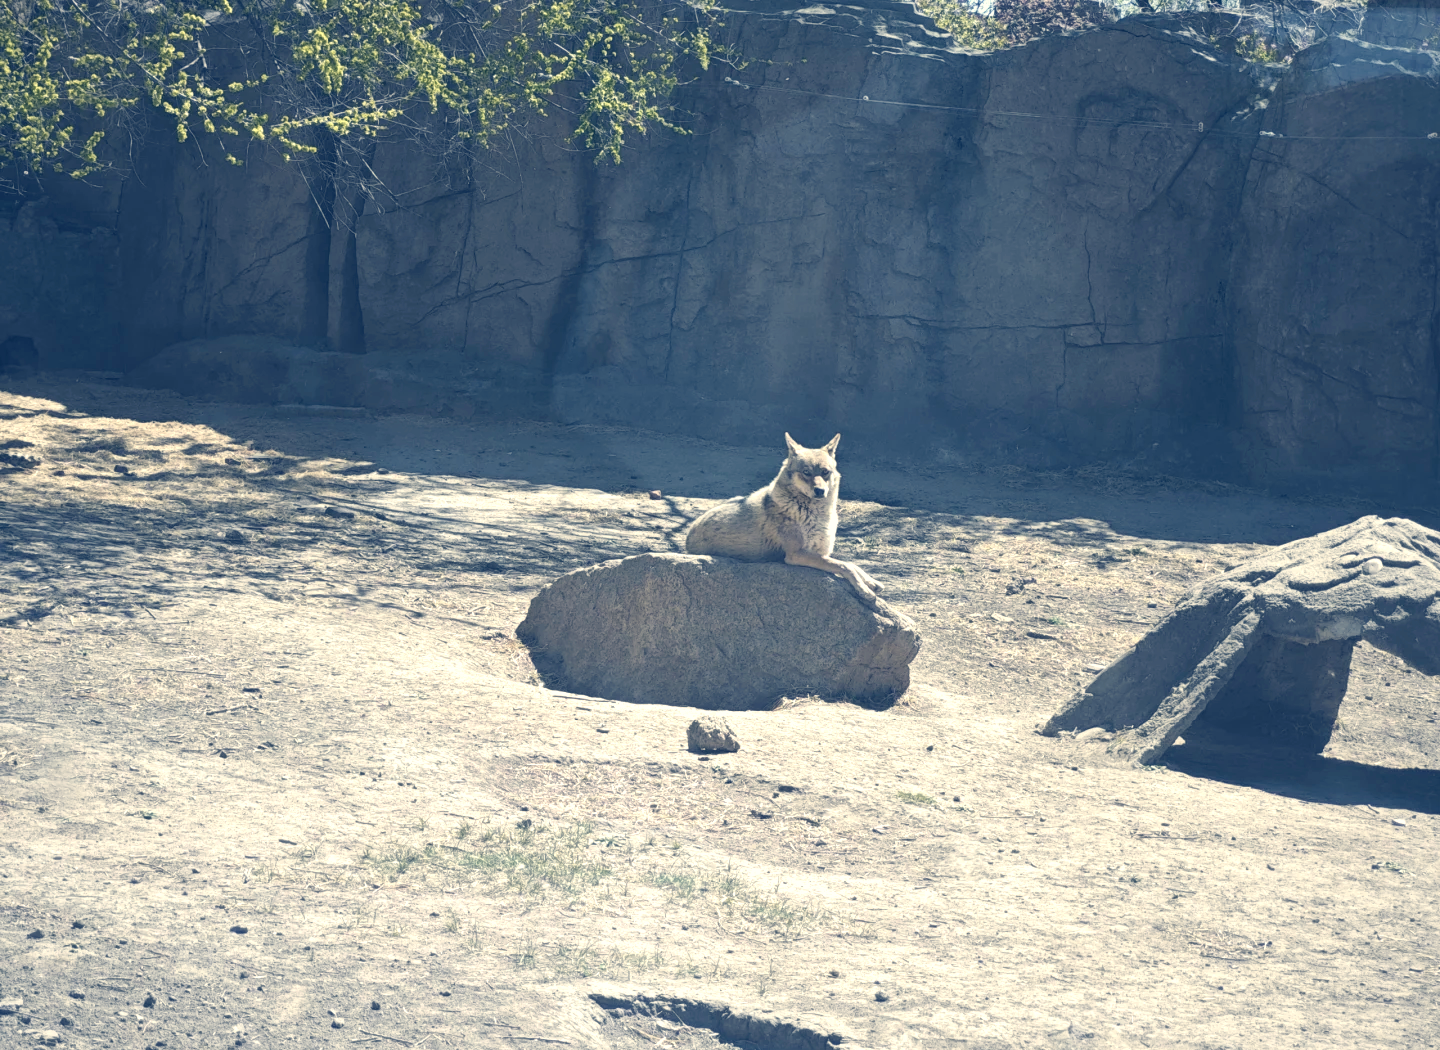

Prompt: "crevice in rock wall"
[540,158,602,380]
[302,174,336,348]
[334,217,366,354]
[115,143,185,364]
[328,185,367,355]
[663,150,699,384]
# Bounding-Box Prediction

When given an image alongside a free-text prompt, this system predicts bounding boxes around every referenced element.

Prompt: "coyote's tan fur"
[683,432,882,604]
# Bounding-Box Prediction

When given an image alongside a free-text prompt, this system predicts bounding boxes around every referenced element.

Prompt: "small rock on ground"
[688,717,740,753]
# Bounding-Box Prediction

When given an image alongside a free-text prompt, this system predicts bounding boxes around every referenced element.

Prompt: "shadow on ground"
[8,374,1438,549]
[1165,742,1440,815]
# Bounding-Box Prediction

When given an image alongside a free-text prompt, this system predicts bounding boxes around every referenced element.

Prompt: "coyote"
[684,433,883,604]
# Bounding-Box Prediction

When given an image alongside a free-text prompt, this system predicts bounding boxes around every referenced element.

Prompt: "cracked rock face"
[1043,516,1440,766]
[517,553,920,709]
[6,7,1437,500]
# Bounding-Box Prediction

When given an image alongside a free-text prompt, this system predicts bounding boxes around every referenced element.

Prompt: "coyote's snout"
[683,432,883,604]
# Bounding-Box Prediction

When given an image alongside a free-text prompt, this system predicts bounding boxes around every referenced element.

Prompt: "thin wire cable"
[723,75,1440,141]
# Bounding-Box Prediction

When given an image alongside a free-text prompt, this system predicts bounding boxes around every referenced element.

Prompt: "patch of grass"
[457,832,613,895]
[361,819,613,895]
[643,862,825,939]
[756,957,779,997]
[545,940,670,980]
[389,844,427,874]
[644,868,699,899]
[360,819,828,940]
[896,790,937,806]
[552,940,601,977]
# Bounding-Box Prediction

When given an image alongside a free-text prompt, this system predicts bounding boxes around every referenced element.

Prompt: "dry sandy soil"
[2,373,1439,1050]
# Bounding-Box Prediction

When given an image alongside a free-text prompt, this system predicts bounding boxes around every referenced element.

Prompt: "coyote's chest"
[763,490,836,552]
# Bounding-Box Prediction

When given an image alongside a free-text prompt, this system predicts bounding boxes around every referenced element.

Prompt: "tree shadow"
[0,388,697,632]
[8,373,1438,552]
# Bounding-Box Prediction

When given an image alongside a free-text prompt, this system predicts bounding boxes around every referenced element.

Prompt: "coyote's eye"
[801,472,812,480]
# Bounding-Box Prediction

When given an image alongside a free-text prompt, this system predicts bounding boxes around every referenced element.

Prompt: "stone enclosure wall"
[3,1,1438,502]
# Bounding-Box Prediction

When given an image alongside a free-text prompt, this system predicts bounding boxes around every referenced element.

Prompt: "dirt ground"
[2,372,1439,1050]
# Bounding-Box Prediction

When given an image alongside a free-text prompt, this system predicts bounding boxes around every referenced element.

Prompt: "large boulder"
[516,553,920,709]
[1043,516,1440,765]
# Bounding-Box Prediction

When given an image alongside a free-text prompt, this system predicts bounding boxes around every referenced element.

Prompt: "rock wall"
[0,192,121,371]
[1230,25,1440,496]
[3,2,1438,502]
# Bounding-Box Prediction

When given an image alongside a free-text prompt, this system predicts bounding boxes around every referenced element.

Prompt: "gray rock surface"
[3,4,1438,501]
[687,717,741,753]
[0,200,120,371]
[516,553,920,709]
[1229,31,1440,497]
[1043,516,1440,765]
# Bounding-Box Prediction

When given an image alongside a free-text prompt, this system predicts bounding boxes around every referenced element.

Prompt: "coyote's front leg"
[785,549,882,603]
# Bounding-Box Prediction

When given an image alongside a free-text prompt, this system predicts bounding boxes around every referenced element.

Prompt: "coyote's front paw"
[840,568,880,606]
[851,563,883,594]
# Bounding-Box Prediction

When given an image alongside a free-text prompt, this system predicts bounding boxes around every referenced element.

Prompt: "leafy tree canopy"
[0,0,716,180]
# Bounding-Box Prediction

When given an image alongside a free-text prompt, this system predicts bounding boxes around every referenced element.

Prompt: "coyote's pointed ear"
[784,432,801,456]
[824,433,841,454]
